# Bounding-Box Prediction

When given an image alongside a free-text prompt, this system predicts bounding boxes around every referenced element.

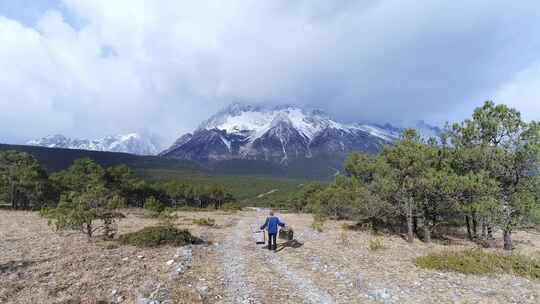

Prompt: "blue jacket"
[260,216,285,234]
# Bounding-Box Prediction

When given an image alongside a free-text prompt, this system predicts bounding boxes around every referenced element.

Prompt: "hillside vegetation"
[0,144,307,208]
[0,144,202,174]
[138,168,306,206]
[289,101,540,251]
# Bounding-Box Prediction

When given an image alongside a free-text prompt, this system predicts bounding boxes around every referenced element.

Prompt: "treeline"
[0,155,235,211]
[292,102,540,250]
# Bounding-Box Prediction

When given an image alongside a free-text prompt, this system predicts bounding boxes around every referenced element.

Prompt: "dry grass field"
[1,209,540,304]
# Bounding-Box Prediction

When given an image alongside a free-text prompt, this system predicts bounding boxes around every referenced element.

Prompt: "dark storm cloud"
[1,0,540,145]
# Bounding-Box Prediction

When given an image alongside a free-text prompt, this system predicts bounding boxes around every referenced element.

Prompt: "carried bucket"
[250,225,266,244]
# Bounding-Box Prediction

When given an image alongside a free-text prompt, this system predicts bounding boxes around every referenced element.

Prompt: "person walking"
[260,211,285,251]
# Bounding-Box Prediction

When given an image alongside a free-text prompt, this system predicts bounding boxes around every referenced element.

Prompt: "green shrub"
[193,217,216,227]
[415,249,540,279]
[338,230,350,246]
[158,208,179,227]
[221,202,243,211]
[342,222,373,232]
[311,216,325,232]
[368,237,385,251]
[144,196,165,214]
[118,226,201,247]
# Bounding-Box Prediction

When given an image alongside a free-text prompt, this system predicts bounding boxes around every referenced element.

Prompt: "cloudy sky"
[2,0,540,145]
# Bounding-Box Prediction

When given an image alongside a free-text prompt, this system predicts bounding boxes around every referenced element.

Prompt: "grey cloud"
[1,0,540,145]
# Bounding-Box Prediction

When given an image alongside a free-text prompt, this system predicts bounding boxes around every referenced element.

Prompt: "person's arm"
[278,218,285,227]
[260,218,269,230]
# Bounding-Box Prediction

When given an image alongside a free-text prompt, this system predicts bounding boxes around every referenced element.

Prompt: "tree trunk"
[423,209,431,243]
[10,181,16,209]
[472,212,478,240]
[413,215,418,236]
[503,229,513,250]
[85,223,93,240]
[465,215,473,241]
[103,218,114,239]
[406,200,414,243]
[487,224,494,240]
[481,219,487,240]
[423,221,431,243]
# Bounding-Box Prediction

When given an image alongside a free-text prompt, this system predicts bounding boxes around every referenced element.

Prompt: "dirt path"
[220,217,263,303]
[220,211,336,304]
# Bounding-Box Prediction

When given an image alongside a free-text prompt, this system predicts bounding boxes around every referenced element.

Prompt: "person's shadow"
[276,239,303,252]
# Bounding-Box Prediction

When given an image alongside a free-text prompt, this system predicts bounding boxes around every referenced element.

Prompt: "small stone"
[137,299,160,304]
[122,257,129,261]
[196,283,209,296]
[368,288,392,303]
[166,259,174,266]
[112,289,118,296]
[137,255,144,259]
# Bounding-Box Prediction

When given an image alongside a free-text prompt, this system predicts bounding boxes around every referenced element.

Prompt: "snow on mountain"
[197,103,400,144]
[27,133,162,156]
[161,103,418,164]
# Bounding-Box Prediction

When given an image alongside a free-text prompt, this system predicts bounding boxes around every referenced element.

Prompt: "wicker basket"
[278,226,294,240]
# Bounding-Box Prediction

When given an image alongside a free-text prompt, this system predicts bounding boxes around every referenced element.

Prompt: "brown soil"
[1,209,539,304]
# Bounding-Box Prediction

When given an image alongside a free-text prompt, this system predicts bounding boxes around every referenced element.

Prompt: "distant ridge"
[0,143,201,174]
[161,103,440,164]
[27,133,162,156]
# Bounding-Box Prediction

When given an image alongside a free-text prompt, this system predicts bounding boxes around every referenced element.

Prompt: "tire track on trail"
[221,215,307,303]
[249,212,336,304]
[221,217,264,304]
[257,249,336,304]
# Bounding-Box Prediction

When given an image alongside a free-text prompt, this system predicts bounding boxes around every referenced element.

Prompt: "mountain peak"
[223,102,262,115]
[197,103,339,141]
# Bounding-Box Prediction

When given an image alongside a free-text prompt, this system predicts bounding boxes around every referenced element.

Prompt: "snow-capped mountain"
[27,133,162,156]
[160,103,416,164]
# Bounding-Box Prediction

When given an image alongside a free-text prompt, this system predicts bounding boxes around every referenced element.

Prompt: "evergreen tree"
[0,150,52,209]
[380,129,430,242]
[43,159,125,239]
[450,101,540,249]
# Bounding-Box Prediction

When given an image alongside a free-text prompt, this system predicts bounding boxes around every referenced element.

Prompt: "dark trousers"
[268,233,277,250]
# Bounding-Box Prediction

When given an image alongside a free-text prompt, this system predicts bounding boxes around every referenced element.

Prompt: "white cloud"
[1,0,540,145]
[493,62,540,121]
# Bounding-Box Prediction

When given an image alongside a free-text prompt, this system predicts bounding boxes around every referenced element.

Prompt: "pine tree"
[43,159,125,239]
[450,101,540,250]
[0,150,51,209]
